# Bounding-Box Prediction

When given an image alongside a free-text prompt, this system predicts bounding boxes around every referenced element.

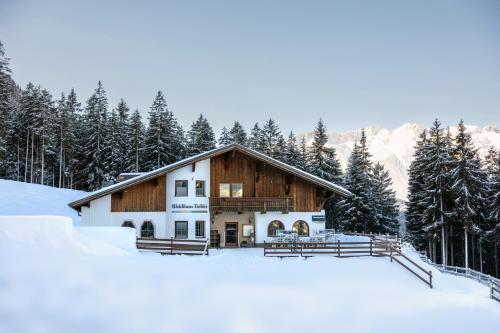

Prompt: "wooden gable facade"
[111,175,166,212]
[210,150,331,212]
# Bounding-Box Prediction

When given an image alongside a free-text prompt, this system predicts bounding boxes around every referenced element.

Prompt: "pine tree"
[248,123,263,151]
[0,41,12,177]
[229,121,247,145]
[186,114,216,156]
[372,162,400,234]
[421,119,455,265]
[143,91,185,170]
[296,136,310,172]
[260,118,283,157]
[80,81,109,190]
[338,141,374,233]
[128,109,145,172]
[405,130,429,249]
[283,131,300,167]
[105,108,121,182]
[450,120,489,268]
[308,119,342,183]
[218,126,231,146]
[115,99,130,174]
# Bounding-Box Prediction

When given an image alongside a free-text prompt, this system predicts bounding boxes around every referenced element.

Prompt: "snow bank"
[0,216,135,256]
[77,226,138,254]
[0,179,85,224]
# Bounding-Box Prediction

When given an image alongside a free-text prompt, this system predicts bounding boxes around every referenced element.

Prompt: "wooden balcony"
[209,197,294,213]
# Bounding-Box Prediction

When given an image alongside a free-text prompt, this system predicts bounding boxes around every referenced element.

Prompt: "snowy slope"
[0,179,86,224]
[301,123,500,200]
[0,239,498,332]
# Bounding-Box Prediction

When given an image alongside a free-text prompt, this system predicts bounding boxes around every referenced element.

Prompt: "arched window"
[141,221,155,238]
[267,220,285,237]
[292,220,309,237]
[122,221,135,229]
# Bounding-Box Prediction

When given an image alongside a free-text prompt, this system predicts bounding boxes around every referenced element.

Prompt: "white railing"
[419,253,500,302]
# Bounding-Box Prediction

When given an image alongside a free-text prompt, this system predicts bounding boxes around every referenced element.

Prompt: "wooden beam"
[192,162,196,172]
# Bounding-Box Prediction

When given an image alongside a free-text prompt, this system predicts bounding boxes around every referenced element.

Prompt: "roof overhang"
[68,144,351,211]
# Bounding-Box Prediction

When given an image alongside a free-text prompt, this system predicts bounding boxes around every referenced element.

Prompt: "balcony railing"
[210,197,294,213]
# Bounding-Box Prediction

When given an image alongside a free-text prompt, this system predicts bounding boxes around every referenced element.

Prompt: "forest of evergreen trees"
[0,41,498,277]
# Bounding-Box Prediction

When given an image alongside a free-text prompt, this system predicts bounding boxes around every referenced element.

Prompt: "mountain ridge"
[300,123,500,201]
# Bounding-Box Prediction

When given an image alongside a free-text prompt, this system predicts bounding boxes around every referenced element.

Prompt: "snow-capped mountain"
[300,123,500,201]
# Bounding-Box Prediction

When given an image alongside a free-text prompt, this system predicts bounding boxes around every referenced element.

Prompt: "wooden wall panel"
[210,151,324,212]
[293,179,317,212]
[111,175,166,212]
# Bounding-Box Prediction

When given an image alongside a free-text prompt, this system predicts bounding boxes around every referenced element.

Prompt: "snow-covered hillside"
[301,123,500,200]
[0,180,86,224]
[0,219,499,333]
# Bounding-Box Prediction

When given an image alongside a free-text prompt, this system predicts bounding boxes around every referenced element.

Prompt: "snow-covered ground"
[0,217,499,333]
[0,179,85,223]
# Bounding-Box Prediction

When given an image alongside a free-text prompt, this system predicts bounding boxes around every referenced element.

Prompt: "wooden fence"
[136,238,209,256]
[263,239,433,288]
[263,240,399,258]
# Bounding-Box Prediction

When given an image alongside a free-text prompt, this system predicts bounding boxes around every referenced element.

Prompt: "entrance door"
[225,222,238,247]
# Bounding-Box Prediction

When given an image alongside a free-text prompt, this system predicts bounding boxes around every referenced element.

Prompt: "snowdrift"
[0,216,136,256]
[0,179,85,224]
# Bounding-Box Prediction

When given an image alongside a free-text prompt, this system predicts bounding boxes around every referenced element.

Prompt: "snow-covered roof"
[68,144,351,210]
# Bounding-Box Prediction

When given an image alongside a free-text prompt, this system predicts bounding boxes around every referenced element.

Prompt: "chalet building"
[69,144,351,247]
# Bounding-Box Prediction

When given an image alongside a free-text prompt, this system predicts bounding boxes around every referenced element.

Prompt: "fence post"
[429,271,433,288]
[390,245,393,262]
[337,239,340,257]
[301,244,303,257]
[263,241,266,256]
[170,237,173,255]
[370,239,373,256]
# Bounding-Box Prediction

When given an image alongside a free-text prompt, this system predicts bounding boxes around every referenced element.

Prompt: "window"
[141,221,155,238]
[196,180,206,197]
[195,221,205,238]
[219,183,243,197]
[267,220,285,237]
[231,183,243,198]
[175,180,188,197]
[175,221,188,239]
[220,183,230,197]
[292,220,309,237]
[243,225,254,237]
[122,221,135,229]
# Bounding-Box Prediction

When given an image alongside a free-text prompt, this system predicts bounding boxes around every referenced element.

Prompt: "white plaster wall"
[80,195,112,226]
[165,159,211,239]
[255,210,326,244]
[111,212,166,238]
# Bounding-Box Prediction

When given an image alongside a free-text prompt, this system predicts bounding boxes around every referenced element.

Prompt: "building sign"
[172,203,208,209]
[312,215,326,223]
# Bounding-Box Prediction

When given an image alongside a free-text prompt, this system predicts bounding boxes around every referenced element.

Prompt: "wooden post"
[300,244,303,257]
[370,239,372,256]
[337,240,340,257]
[170,237,173,255]
[429,271,433,288]
[390,245,393,262]
[263,241,266,256]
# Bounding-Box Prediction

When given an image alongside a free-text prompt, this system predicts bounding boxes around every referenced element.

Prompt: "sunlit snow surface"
[0,228,498,332]
[0,179,85,224]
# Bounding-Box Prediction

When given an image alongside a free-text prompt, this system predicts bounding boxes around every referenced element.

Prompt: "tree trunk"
[441,226,446,265]
[30,130,34,183]
[59,126,63,188]
[16,137,20,181]
[41,136,44,185]
[495,242,498,278]
[450,240,454,266]
[471,235,476,270]
[464,229,468,269]
[479,241,483,273]
[433,238,437,264]
[24,129,29,182]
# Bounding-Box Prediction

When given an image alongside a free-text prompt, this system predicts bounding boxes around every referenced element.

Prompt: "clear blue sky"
[1,0,499,134]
